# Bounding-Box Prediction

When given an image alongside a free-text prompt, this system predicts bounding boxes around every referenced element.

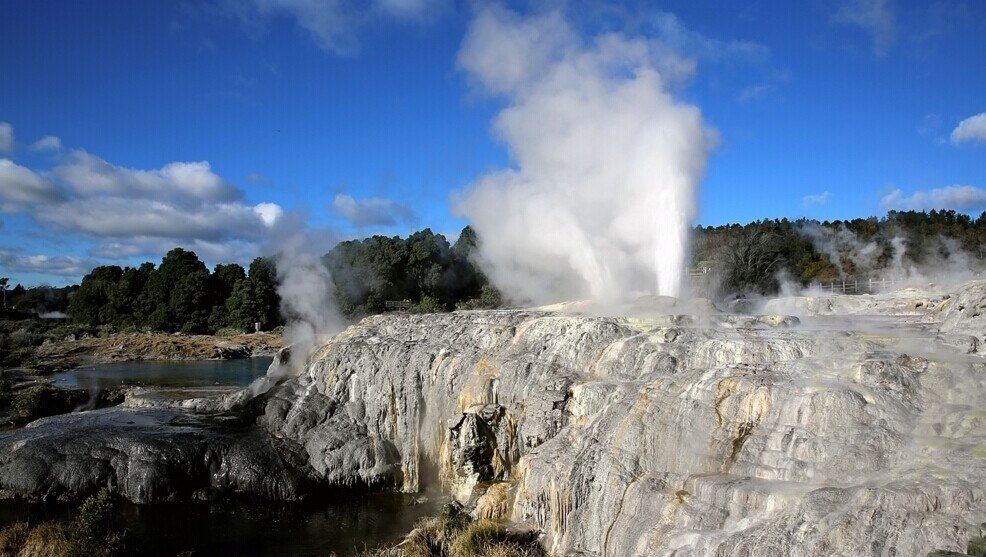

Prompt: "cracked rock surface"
[0,280,984,556]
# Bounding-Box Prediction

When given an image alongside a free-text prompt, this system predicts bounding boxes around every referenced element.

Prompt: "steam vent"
[2,280,984,556]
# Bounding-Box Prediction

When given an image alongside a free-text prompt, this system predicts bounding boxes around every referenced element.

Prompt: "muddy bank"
[30,332,282,372]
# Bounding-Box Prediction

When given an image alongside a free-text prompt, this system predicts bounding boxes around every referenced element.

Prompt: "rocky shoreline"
[0,282,983,555]
[28,331,282,372]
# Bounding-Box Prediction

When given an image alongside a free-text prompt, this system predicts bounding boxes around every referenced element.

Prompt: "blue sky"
[1,0,984,286]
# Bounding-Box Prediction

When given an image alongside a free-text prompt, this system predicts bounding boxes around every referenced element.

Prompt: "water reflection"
[0,493,440,557]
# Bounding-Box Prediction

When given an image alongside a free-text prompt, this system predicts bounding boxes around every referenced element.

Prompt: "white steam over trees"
[454,7,716,304]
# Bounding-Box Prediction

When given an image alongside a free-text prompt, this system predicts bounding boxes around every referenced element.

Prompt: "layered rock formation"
[1,281,984,556]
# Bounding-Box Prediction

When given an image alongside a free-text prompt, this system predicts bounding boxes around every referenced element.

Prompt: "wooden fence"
[813,277,900,294]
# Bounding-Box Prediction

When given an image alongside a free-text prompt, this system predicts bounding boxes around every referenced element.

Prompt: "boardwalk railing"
[684,267,902,296]
[814,276,901,294]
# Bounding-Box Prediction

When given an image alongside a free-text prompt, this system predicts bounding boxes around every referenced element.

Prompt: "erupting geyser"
[455,7,715,303]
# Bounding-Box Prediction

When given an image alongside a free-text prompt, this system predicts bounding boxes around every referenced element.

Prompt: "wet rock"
[0,408,309,503]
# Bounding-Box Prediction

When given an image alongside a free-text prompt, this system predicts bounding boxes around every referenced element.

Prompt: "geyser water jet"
[455,7,715,303]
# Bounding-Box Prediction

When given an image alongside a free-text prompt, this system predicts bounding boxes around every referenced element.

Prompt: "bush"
[5,383,87,425]
[412,296,446,314]
[0,489,126,557]
[456,286,503,310]
[215,326,246,337]
[10,384,47,420]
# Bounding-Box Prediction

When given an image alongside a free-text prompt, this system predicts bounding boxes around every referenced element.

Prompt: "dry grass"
[0,489,126,557]
[0,522,29,557]
[365,505,545,557]
[16,522,72,557]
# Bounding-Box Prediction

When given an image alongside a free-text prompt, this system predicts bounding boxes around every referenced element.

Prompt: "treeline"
[1,226,495,335]
[694,209,986,294]
[1,283,75,317]
[324,226,498,316]
[65,249,281,334]
[3,211,984,333]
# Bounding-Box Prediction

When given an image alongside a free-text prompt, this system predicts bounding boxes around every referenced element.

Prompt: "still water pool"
[10,357,441,556]
[52,357,274,389]
[0,493,441,557]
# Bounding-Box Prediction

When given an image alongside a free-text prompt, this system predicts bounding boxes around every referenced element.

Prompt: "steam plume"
[454,7,715,303]
[798,223,982,289]
[274,231,346,376]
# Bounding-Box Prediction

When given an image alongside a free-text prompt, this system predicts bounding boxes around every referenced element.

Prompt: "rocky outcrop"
[0,408,311,503]
[0,281,983,556]
[258,282,984,556]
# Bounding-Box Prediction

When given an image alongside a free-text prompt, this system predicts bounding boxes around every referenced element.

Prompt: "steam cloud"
[454,7,715,304]
[798,223,981,289]
[273,230,346,378]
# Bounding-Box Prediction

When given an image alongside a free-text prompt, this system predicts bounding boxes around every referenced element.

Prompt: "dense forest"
[2,210,984,335]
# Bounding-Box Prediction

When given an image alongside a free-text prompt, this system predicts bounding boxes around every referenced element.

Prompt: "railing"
[814,277,900,294]
[384,300,412,310]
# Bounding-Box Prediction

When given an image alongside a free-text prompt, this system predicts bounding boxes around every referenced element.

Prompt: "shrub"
[10,384,47,420]
[215,326,246,337]
[412,296,446,314]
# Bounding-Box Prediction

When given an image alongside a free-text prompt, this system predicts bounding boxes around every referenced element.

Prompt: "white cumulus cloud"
[1,141,290,272]
[0,159,65,211]
[30,135,62,152]
[881,185,986,211]
[332,193,416,227]
[0,250,96,277]
[803,191,831,206]
[54,151,239,203]
[950,112,986,145]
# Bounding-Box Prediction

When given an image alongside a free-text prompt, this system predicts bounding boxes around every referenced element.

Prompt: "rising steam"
[454,7,716,303]
[273,232,346,377]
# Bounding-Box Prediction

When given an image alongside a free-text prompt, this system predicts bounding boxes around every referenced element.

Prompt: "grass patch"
[364,504,544,557]
[0,489,127,557]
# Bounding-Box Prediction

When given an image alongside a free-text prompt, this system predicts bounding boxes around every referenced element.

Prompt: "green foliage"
[324,226,498,317]
[53,250,281,336]
[412,296,445,314]
[5,383,86,424]
[71,489,125,557]
[456,285,502,310]
[66,266,123,326]
[14,210,982,339]
[10,384,46,420]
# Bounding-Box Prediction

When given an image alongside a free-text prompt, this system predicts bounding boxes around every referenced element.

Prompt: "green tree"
[67,266,123,326]
[169,270,212,333]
